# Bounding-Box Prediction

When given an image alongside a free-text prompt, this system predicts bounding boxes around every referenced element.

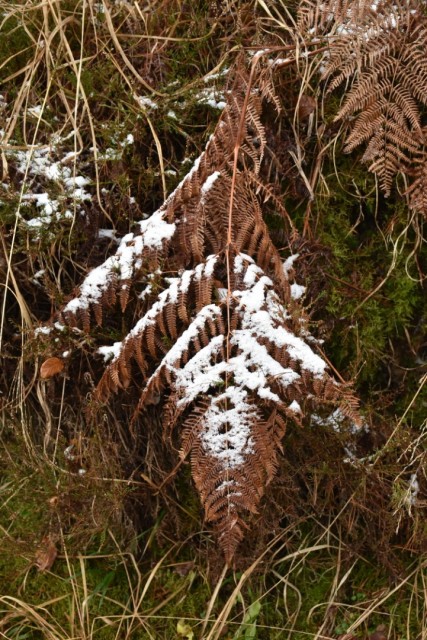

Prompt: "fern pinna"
[54,67,358,562]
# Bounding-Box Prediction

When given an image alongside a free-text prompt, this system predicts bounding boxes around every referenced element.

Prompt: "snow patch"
[282,254,299,277]
[288,400,302,413]
[64,210,176,314]
[201,171,221,202]
[136,95,158,110]
[98,341,123,362]
[290,283,306,300]
[201,386,256,468]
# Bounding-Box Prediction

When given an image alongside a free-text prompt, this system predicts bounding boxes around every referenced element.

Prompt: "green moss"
[308,157,426,422]
[0,14,33,79]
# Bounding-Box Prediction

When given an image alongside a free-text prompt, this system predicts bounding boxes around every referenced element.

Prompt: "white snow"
[64,257,118,313]
[195,87,227,110]
[136,95,158,110]
[162,304,222,368]
[99,148,121,161]
[175,334,226,405]
[22,192,59,218]
[233,255,326,376]
[138,283,153,301]
[312,408,368,435]
[34,326,52,335]
[64,176,90,188]
[28,105,43,117]
[230,330,298,400]
[71,187,92,202]
[44,162,63,181]
[200,385,256,468]
[203,68,229,83]
[290,283,306,300]
[138,210,176,248]
[216,479,238,492]
[64,210,176,314]
[98,228,119,242]
[64,445,75,460]
[11,140,93,236]
[408,473,419,506]
[200,171,221,202]
[282,253,299,277]
[98,341,123,362]
[288,400,302,413]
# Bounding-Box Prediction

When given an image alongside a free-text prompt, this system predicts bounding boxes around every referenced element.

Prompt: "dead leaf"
[35,537,57,571]
[40,357,64,379]
[297,94,317,121]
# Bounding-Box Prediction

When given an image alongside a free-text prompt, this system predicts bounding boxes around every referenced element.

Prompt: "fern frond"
[49,65,358,561]
[94,251,355,561]
[405,130,427,216]
[299,0,427,201]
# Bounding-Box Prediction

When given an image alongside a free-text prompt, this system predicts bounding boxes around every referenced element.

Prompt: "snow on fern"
[64,210,176,315]
[175,334,226,404]
[47,67,359,562]
[298,0,427,209]
[201,386,256,468]
[201,171,221,202]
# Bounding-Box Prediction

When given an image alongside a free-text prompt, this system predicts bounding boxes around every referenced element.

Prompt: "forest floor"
[0,1,426,639]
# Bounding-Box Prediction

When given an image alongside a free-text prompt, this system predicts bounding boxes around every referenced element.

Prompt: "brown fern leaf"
[404,129,427,217]
[299,0,427,198]
[58,77,275,330]
[298,0,376,38]
[95,256,221,402]
[114,254,356,561]
[49,64,359,561]
[60,213,175,328]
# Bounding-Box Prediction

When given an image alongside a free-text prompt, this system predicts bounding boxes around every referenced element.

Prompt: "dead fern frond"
[48,65,358,562]
[299,0,427,202]
[404,129,427,217]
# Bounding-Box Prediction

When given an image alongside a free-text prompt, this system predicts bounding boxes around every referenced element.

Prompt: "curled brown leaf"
[40,357,64,379]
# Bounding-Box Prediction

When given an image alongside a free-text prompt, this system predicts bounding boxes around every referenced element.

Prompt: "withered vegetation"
[1,0,426,595]
[50,63,359,562]
[299,0,427,213]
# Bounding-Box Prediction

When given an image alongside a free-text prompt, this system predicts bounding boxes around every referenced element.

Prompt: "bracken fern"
[47,63,359,562]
